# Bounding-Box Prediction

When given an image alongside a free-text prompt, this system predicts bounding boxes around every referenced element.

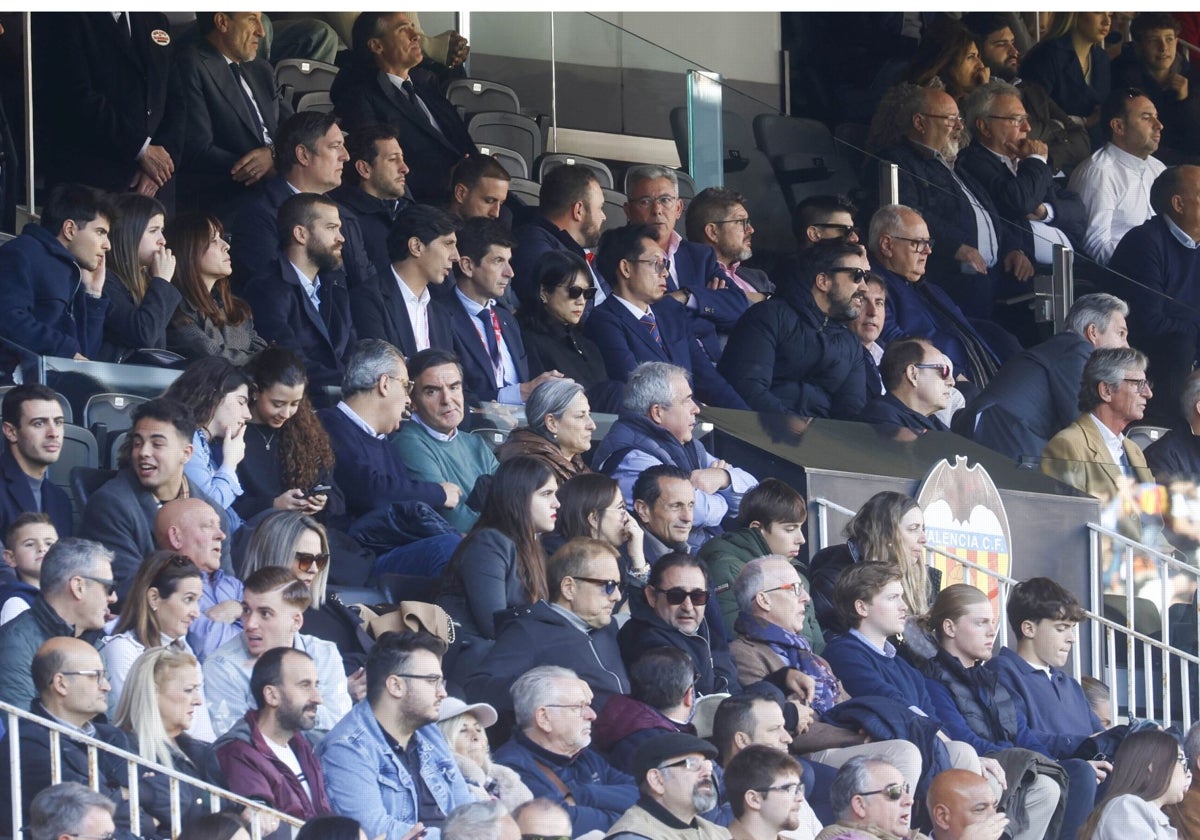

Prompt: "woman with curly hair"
[166,214,266,364]
[807,490,940,640]
[100,193,182,362]
[233,347,344,527]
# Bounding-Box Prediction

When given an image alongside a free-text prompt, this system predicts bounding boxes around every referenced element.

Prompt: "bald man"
[0,637,151,833]
[927,769,1009,840]
[155,499,242,661]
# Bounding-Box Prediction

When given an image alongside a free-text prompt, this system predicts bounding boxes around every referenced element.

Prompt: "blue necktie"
[640,312,663,348]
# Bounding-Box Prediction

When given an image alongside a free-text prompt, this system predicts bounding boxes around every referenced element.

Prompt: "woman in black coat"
[518,250,623,413]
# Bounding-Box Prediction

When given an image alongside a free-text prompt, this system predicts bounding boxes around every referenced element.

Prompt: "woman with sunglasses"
[100,550,216,741]
[239,511,369,675]
[517,250,623,413]
[919,584,1096,840]
[99,193,182,363]
[808,491,939,645]
[497,378,596,485]
[1079,729,1188,839]
[166,214,266,364]
[437,455,559,684]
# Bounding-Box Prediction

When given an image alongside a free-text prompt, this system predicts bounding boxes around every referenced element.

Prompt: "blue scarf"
[734,612,841,714]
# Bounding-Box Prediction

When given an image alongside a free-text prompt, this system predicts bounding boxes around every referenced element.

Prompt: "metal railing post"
[879,162,900,207]
[1052,244,1074,333]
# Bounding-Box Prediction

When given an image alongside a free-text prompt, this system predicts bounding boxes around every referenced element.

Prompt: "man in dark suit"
[331,12,476,204]
[1146,370,1200,482]
[242,193,357,388]
[32,12,174,197]
[329,124,413,280]
[165,11,291,220]
[351,204,458,360]
[858,338,952,433]
[685,187,775,304]
[587,224,748,410]
[0,386,72,541]
[849,274,888,401]
[960,293,1130,461]
[229,110,375,298]
[444,218,560,404]
[511,165,608,309]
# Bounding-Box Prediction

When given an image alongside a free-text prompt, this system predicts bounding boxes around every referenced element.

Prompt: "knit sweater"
[392,420,497,532]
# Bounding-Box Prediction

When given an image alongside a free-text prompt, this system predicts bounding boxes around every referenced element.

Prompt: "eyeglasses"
[544,701,592,716]
[655,587,710,606]
[384,373,415,394]
[394,673,446,690]
[757,782,805,798]
[985,113,1030,126]
[76,574,116,597]
[658,755,711,772]
[597,502,628,514]
[521,836,570,840]
[633,258,670,274]
[61,669,109,682]
[858,782,910,801]
[826,267,871,284]
[814,222,861,238]
[1123,378,1153,395]
[914,362,952,380]
[715,218,752,230]
[571,576,621,595]
[68,834,116,840]
[564,285,598,300]
[294,552,330,573]
[919,112,964,125]
[762,581,807,598]
[890,235,935,254]
[632,195,679,209]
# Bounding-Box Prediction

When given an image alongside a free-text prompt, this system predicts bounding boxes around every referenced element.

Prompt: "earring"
[540,296,548,304]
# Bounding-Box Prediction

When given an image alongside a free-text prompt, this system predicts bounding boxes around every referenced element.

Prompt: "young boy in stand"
[0,513,57,624]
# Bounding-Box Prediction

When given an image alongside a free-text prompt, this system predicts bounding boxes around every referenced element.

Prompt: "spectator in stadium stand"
[686,187,774,305]
[546,472,648,590]
[241,193,358,388]
[443,801,521,840]
[1108,165,1200,428]
[178,812,250,840]
[793,195,861,252]
[0,183,111,362]
[1077,729,1188,840]
[165,12,291,222]
[0,540,114,709]
[725,746,820,840]
[961,292,1129,461]
[447,154,513,227]
[818,760,927,840]
[0,513,57,625]
[904,20,992,102]
[925,769,1009,840]
[98,194,182,363]
[82,398,235,601]
[719,239,868,418]
[1066,86,1165,266]
[331,12,477,205]
[1146,371,1200,483]
[857,338,954,433]
[496,378,595,485]
[512,800,573,840]
[511,165,609,307]
[164,213,268,364]
[1019,13,1113,146]
[436,697,533,810]
[31,12,174,198]
[847,273,887,401]
[1163,720,1200,837]
[329,124,414,280]
[27,783,120,840]
[231,110,378,299]
[0,385,73,539]
[629,466,696,564]
[585,223,744,408]
[349,204,459,361]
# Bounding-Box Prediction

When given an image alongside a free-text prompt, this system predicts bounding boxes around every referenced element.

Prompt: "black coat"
[99,275,183,363]
[242,256,357,388]
[332,68,476,204]
[617,595,738,696]
[718,276,866,419]
[1145,428,1200,483]
[329,183,411,281]
[857,392,948,433]
[520,316,624,414]
[511,218,610,309]
[0,447,73,541]
[348,271,454,361]
[32,12,173,192]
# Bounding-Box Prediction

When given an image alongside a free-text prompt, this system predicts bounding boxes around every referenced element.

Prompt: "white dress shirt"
[1068,142,1166,265]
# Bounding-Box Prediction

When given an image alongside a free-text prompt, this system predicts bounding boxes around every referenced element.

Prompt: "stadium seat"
[70,466,116,511]
[1126,425,1170,452]
[753,113,860,213]
[601,188,626,233]
[468,111,542,175]
[477,144,529,180]
[506,177,541,208]
[536,153,615,191]
[295,90,333,113]
[275,58,338,108]
[46,424,99,521]
[446,78,521,118]
[84,392,146,468]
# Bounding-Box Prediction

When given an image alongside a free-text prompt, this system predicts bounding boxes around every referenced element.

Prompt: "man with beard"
[725,745,811,840]
[686,187,775,304]
[243,193,357,387]
[875,83,1034,320]
[719,239,869,419]
[319,631,472,840]
[215,647,332,820]
[605,731,729,840]
[962,12,1092,173]
[0,385,73,539]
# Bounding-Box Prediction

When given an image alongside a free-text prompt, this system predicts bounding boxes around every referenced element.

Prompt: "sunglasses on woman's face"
[564,285,597,301]
[294,552,330,573]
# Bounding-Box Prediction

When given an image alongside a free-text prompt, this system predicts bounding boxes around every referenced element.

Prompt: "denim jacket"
[318,699,471,840]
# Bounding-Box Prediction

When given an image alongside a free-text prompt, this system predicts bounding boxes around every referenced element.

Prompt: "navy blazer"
[350,270,454,361]
[332,68,476,204]
[0,448,73,543]
[511,218,610,310]
[1022,35,1111,127]
[442,292,531,403]
[669,239,750,332]
[585,295,748,410]
[242,256,357,388]
[164,39,291,219]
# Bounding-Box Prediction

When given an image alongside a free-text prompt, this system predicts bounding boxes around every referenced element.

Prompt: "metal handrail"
[3,700,303,840]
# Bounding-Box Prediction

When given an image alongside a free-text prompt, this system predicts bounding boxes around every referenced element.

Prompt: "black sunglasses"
[564,285,598,301]
[77,574,116,597]
[572,576,621,595]
[827,267,871,283]
[858,782,910,801]
[295,552,330,572]
[913,362,952,379]
[655,586,710,606]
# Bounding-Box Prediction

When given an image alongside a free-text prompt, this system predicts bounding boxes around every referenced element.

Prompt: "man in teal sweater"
[393,348,497,532]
